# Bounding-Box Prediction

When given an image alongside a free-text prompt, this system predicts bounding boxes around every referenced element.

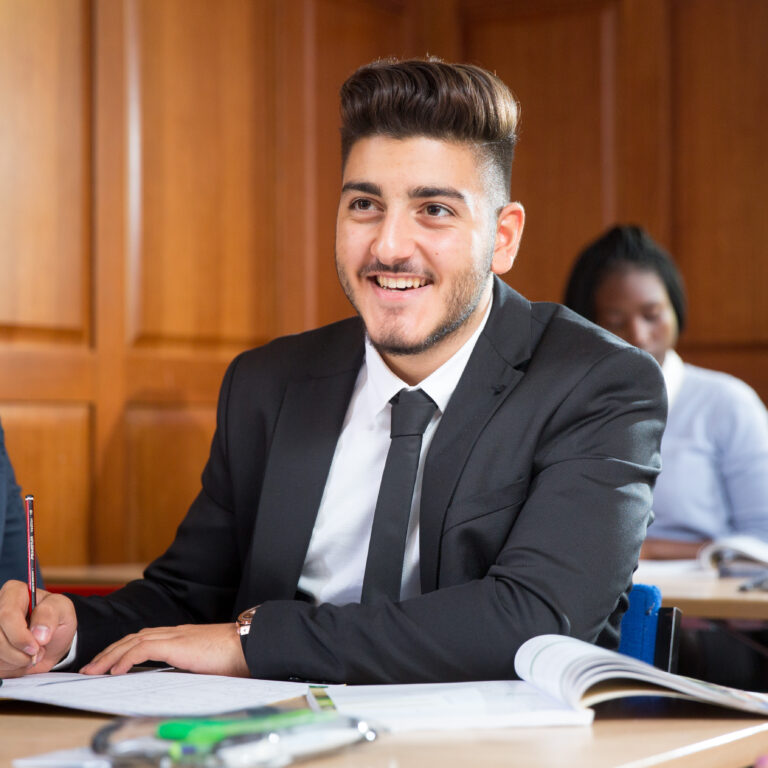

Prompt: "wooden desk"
[649,573,768,621]
[2,701,768,768]
[43,563,146,587]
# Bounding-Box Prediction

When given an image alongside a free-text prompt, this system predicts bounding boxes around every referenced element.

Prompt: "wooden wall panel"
[91,0,130,563]
[671,0,768,345]
[613,0,672,244]
[125,406,215,563]
[464,2,613,304]
[403,0,462,60]
[311,0,415,327]
[1,0,767,569]
[128,0,276,348]
[0,0,95,569]
[0,0,90,340]
[0,404,90,567]
[272,0,463,336]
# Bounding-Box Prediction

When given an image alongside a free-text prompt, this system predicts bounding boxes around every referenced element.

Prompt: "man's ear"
[490,202,525,276]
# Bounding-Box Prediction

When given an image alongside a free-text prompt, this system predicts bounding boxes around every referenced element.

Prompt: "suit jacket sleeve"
[243,343,665,683]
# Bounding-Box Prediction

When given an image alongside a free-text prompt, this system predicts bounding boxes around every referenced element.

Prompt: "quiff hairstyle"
[339,57,519,199]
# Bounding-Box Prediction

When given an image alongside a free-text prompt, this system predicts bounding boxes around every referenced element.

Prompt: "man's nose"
[370,210,416,264]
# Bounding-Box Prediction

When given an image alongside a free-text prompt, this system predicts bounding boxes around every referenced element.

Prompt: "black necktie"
[361,388,438,605]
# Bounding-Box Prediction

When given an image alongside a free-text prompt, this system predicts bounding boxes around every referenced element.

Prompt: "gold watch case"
[236,605,259,636]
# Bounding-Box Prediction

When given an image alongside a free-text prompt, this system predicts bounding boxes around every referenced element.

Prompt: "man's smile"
[373,275,431,290]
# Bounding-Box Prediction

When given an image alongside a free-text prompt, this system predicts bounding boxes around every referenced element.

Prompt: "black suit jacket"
[71,279,666,682]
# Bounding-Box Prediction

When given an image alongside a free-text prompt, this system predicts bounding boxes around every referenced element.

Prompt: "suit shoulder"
[532,301,644,355]
[227,316,364,384]
[529,301,664,383]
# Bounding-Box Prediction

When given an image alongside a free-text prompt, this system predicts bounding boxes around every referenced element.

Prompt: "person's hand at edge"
[80,623,250,678]
[0,580,76,677]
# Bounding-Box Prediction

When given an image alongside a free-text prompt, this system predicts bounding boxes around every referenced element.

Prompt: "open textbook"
[697,534,768,576]
[327,634,768,732]
[511,634,768,717]
[634,534,768,582]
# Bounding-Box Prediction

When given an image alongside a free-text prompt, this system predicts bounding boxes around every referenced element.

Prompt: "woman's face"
[592,267,678,366]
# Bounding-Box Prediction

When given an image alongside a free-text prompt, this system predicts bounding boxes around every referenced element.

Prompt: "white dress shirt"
[297,298,492,605]
[651,348,768,542]
[660,348,685,409]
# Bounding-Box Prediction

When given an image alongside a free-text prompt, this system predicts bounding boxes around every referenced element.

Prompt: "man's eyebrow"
[340,181,381,196]
[410,186,466,202]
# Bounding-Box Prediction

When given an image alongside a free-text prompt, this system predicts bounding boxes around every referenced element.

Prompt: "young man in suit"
[0,58,665,683]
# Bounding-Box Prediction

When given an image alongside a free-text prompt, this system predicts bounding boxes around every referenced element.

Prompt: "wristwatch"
[236,605,260,636]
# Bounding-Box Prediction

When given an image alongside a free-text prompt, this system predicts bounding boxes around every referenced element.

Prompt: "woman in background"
[564,225,768,560]
[0,418,36,585]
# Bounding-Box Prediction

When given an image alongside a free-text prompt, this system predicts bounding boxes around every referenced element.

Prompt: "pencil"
[24,494,36,621]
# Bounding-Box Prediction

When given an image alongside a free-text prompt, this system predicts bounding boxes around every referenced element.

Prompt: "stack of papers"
[1,669,307,717]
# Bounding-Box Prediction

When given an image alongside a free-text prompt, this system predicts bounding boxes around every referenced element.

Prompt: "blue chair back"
[619,583,663,666]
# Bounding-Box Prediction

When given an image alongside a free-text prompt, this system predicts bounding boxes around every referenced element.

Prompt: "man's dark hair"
[339,57,519,199]
[564,225,687,333]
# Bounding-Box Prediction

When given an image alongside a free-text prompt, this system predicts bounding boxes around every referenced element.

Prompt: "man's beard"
[336,254,493,357]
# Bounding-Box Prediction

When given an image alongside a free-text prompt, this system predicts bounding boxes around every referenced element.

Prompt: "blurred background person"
[564,224,768,560]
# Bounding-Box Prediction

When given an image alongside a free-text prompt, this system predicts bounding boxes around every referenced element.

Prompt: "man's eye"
[424,204,451,217]
[351,198,375,211]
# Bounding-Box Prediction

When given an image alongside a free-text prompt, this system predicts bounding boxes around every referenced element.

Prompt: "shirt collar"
[661,348,685,408]
[364,296,493,418]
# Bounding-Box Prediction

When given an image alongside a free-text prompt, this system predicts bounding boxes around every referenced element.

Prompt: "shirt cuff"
[51,632,78,670]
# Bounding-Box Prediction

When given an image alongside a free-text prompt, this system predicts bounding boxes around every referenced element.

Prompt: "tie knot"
[389,388,437,438]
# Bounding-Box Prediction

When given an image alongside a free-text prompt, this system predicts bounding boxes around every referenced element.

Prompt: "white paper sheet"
[326,680,592,732]
[0,668,308,716]
[13,748,109,768]
[633,558,711,582]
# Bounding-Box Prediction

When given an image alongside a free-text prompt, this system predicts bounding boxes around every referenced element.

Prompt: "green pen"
[158,708,339,757]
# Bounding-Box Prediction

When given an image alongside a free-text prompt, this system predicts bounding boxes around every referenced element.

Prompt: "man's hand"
[80,623,250,677]
[0,580,77,677]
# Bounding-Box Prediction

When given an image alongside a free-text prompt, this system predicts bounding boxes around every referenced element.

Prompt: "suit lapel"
[419,280,533,592]
[247,335,363,603]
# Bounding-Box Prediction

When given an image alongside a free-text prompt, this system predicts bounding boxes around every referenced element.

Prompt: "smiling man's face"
[335,135,521,383]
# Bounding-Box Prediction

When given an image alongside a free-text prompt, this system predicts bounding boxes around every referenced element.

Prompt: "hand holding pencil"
[0,495,78,678]
[0,580,77,677]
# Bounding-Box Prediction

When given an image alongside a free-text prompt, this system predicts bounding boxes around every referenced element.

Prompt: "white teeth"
[376,276,426,290]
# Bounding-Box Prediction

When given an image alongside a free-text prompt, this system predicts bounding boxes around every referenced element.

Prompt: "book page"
[515,634,768,716]
[0,668,308,716]
[698,535,768,570]
[634,558,713,582]
[326,680,592,731]
[514,634,613,708]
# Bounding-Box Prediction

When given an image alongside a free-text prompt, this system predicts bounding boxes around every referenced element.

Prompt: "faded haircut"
[339,57,519,201]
